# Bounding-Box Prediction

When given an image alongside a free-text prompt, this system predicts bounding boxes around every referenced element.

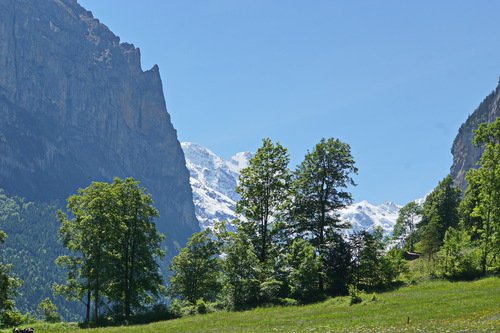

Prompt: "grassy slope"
[6,277,499,333]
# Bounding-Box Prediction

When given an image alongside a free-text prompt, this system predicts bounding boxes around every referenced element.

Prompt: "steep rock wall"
[0,0,199,254]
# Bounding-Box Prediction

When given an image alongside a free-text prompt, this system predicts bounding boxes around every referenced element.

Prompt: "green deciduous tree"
[286,239,322,303]
[220,232,261,310]
[169,230,221,304]
[37,298,61,323]
[106,178,165,321]
[462,118,500,275]
[292,137,357,292]
[55,178,164,323]
[393,201,422,252]
[236,138,291,263]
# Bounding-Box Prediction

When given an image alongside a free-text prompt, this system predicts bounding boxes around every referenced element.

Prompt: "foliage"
[0,191,80,320]
[292,137,357,292]
[461,118,500,275]
[417,176,461,258]
[349,228,400,290]
[323,232,352,296]
[285,239,322,303]
[235,138,291,263]
[439,227,482,280]
[0,224,23,328]
[220,232,261,310]
[393,201,422,252]
[37,298,61,323]
[56,178,164,323]
[169,230,221,304]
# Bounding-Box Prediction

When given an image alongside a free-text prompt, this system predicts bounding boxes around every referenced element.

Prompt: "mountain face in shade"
[181,142,401,235]
[450,81,500,190]
[0,0,198,254]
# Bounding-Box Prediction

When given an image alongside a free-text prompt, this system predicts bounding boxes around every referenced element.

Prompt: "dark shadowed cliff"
[0,0,199,255]
[450,81,500,190]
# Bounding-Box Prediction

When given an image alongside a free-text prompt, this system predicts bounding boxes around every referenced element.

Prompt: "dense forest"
[0,120,498,328]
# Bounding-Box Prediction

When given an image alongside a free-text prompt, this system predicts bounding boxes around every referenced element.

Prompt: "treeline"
[394,118,499,279]
[0,192,80,327]
[167,137,406,312]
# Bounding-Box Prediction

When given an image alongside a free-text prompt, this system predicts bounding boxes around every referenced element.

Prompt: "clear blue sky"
[78,0,500,205]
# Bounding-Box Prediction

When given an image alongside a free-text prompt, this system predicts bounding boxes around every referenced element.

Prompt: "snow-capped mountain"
[339,200,401,235]
[182,142,401,235]
[181,142,252,230]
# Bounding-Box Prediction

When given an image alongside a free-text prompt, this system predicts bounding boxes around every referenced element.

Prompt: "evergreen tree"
[349,228,398,290]
[169,230,221,304]
[393,201,422,252]
[292,138,357,292]
[235,138,291,263]
[418,176,461,258]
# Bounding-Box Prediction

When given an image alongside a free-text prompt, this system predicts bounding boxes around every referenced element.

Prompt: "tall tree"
[292,137,357,292]
[462,119,500,274]
[418,176,461,258]
[393,201,422,252]
[236,138,291,263]
[56,182,115,323]
[106,178,165,320]
[169,230,220,304]
[56,178,165,323]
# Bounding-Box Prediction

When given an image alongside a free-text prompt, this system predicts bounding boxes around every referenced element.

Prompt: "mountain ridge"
[181,142,401,235]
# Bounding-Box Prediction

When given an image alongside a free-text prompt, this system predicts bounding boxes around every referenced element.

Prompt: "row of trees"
[168,138,405,310]
[394,119,500,279]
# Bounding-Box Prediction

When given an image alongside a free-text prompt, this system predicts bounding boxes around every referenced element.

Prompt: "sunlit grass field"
[5,277,499,333]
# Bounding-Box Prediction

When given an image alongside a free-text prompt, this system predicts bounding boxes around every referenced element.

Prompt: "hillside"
[5,277,499,333]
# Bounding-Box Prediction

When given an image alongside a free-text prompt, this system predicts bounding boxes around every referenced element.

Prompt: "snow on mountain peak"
[182,142,401,235]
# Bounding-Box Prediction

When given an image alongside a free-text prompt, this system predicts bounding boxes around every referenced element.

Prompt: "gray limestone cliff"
[0,0,199,255]
[450,81,500,190]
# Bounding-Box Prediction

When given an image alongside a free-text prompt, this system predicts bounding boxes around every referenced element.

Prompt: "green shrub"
[348,285,362,305]
[196,299,207,314]
[1,309,24,327]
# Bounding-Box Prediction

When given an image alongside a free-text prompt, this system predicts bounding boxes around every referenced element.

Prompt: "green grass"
[5,277,499,333]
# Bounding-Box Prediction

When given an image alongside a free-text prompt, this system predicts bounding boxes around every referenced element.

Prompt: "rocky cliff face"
[450,82,500,190]
[0,0,198,254]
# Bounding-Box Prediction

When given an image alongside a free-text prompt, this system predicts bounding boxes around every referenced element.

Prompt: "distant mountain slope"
[450,81,500,190]
[181,142,400,235]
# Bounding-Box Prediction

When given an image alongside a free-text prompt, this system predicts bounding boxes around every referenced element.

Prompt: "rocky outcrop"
[0,0,198,254]
[450,81,500,190]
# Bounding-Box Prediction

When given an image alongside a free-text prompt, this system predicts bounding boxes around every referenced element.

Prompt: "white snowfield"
[181,142,402,236]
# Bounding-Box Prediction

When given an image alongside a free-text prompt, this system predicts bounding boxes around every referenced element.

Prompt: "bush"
[348,285,362,305]
[1,309,24,327]
[196,299,207,314]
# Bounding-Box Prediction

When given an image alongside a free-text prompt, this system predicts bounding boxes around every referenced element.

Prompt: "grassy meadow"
[4,277,499,333]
